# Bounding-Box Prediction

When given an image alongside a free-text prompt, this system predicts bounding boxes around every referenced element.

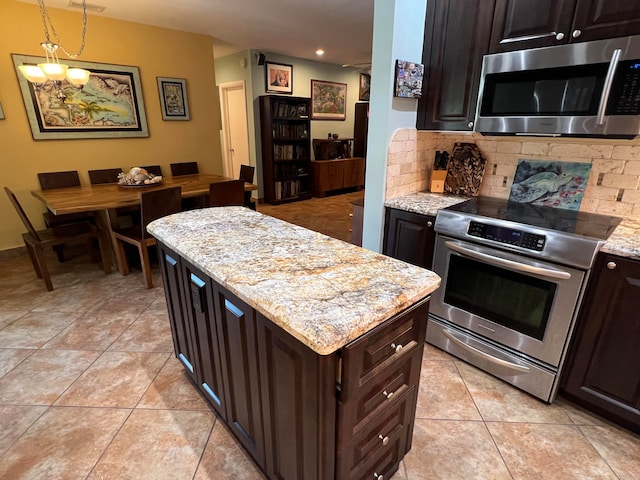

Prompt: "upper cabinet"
[416,0,495,131]
[489,0,640,53]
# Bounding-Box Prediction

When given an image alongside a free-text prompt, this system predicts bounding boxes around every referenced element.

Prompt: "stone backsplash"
[386,129,640,220]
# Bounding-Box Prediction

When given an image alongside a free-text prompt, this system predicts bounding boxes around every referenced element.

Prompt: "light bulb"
[38,62,68,81]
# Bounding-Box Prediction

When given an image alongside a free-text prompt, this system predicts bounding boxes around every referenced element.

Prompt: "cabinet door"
[562,254,640,433]
[256,314,337,480]
[181,262,227,419]
[416,0,495,131]
[214,286,265,466]
[343,158,365,189]
[158,244,198,384]
[383,209,436,269]
[489,0,576,52]
[572,0,640,43]
[312,160,344,196]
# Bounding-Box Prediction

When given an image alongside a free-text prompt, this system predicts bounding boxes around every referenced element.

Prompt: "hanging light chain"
[37,0,87,59]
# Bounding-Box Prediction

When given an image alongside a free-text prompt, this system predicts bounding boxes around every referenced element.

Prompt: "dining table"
[31,173,258,273]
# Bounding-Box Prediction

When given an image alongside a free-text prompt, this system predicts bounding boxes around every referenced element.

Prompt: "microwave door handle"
[596,48,622,126]
[444,241,572,280]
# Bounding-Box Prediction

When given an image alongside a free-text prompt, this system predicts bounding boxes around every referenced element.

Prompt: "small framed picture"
[359,73,371,101]
[311,79,347,120]
[265,62,293,94]
[157,77,190,120]
[394,60,424,98]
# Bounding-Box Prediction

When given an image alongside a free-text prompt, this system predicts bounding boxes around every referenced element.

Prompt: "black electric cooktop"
[444,196,622,241]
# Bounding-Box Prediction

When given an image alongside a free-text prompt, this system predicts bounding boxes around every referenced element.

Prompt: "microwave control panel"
[608,60,640,115]
[467,221,546,251]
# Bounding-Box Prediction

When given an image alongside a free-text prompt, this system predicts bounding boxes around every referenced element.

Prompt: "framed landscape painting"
[311,79,347,120]
[12,54,149,140]
[157,77,190,120]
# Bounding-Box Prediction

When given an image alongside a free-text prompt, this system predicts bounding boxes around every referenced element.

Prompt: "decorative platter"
[118,181,164,188]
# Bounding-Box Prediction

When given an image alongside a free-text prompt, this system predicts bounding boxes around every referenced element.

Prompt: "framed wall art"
[394,59,424,98]
[311,79,347,120]
[157,77,190,120]
[265,62,293,94]
[359,73,371,101]
[12,54,148,140]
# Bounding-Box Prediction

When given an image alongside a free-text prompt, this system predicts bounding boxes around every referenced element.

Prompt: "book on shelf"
[272,101,310,119]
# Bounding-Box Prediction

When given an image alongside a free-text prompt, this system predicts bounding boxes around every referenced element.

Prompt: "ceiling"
[19,0,374,68]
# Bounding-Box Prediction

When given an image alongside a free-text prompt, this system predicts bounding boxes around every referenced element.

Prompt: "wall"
[386,129,640,220]
[0,0,223,250]
[215,49,363,197]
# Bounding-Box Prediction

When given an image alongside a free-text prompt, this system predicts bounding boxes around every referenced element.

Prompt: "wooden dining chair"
[4,187,110,291]
[238,164,256,210]
[170,162,199,176]
[140,165,163,177]
[88,168,124,185]
[209,179,245,207]
[112,186,182,289]
[37,170,96,262]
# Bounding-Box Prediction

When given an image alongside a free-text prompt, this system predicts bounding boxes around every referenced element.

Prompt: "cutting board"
[444,142,486,196]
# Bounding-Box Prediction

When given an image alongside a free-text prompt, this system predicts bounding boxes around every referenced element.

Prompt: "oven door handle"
[442,329,530,374]
[445,241,572,280]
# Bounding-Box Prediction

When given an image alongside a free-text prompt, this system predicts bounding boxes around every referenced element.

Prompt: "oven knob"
[556,32,565,40]
[572,29,581,38]
[607,262,617,270]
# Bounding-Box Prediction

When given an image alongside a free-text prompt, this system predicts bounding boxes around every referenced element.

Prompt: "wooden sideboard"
[311,157,365,197]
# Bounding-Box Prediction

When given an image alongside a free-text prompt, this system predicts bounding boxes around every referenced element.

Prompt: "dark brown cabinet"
[353,103,369,158]
[490,0,640,53]
[383,208,436,269]
[158,241,431,479]
[416,0,495,131]
[259,95,312,204]
[311,157,365,197]
[561,253,640,434]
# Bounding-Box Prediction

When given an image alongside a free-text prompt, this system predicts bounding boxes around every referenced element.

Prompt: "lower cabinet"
[158,242,430,480]
[311,158,365,197]
[561,252,640,434]
[383,208,436,269]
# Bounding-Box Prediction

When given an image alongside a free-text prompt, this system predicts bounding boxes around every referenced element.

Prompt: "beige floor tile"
[108,311,174,353]
[194,421,265,480]
[0,405,48,456]
[0,309,28,329]
[456,360,572,423]
[0,348,33,378]
[138,356,210,411]
[415,358,482,420]
[556,396,609,426]
[0,406,129,480]
[0,311,80,348]
[0,349,100,404]
[580,425,640,479]
[30,282,110,314]
[42,311,137,351]
[422,343,454,361]
[404,419,512,479]
[88,409,214,480]
[55,351,170,408]
[487,422,618,479]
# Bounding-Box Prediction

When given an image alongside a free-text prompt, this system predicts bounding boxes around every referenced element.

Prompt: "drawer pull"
[374,473,384,480]
[382,390,394,399]
[378,434,389,446]
[390,343,403,353]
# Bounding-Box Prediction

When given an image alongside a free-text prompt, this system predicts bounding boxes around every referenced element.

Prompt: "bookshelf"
[259,95,312,204]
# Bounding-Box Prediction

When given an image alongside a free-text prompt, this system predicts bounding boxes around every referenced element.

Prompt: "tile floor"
[1,191,639,480]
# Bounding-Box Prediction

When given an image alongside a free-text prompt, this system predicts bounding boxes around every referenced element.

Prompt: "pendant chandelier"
[18,0,90,88]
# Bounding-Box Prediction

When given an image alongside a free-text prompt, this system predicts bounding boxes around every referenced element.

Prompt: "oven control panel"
[467,221,546,251]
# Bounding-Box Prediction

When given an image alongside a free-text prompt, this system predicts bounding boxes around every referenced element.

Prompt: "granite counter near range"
[148,207,440,480]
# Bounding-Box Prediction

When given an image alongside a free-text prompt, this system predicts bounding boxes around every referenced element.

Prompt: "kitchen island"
[148,207,441,480]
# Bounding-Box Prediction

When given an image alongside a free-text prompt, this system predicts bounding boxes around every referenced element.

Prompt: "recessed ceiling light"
[316,49,325,56]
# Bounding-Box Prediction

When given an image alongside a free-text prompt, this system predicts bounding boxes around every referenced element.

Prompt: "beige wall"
[0,0,223,250]
[386,130,640,220]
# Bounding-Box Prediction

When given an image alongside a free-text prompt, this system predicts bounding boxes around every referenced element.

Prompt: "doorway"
[219,81,251,180]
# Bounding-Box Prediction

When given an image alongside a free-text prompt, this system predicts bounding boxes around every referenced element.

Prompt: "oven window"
[444,254,556,340]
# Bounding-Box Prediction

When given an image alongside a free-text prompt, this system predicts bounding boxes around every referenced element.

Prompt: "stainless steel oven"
[427,197,621,402]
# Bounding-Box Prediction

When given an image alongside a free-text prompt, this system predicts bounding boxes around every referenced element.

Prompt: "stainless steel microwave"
[475,35,640,138]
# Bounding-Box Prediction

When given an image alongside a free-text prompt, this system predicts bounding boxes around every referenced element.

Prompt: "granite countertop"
[385,192,640,261]
[148,207,441,355]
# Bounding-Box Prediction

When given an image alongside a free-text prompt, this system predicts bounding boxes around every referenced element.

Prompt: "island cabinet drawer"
[336,386,416,480]
[336,347,422,449]
[339,298,429,402]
